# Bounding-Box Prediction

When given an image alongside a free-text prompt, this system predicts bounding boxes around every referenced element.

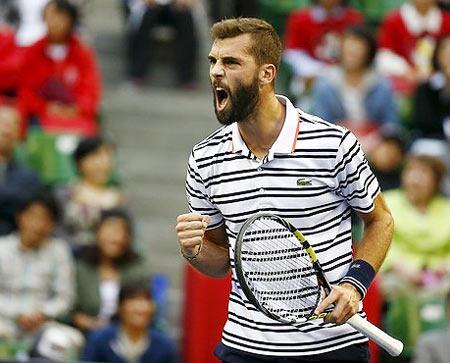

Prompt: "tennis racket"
[234,213,403,357]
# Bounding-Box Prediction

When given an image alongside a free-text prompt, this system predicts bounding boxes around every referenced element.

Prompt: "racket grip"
[347,314,403,357]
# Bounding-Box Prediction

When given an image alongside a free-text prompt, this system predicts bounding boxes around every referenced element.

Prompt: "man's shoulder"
[191,125,232,159]
[0,234,19,250]
[86,324,118,348]
[382,8,402,26]
[298,110,347,136]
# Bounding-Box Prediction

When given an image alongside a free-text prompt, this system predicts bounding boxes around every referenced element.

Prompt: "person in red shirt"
[19,0,101,137]
[377,0,450,92]
[283,0,363,79]
[0,25,24,99]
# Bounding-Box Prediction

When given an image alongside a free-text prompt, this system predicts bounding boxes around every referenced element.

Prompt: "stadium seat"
[22,128,80,186]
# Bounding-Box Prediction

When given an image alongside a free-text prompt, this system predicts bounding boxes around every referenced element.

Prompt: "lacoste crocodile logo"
[297,178,312,186]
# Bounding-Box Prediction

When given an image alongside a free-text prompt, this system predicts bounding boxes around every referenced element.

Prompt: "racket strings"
[244,269,316,283]
[240,217,320,322]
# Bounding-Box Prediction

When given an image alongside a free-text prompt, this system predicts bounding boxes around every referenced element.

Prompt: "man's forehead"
[210,34,253,57]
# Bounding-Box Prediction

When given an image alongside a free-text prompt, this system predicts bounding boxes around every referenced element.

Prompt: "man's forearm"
[355,195,394,272]
[184,237,230,278]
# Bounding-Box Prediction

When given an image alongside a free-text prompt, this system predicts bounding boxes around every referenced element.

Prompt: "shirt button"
[257,167,262,172]
[259,188,265,193]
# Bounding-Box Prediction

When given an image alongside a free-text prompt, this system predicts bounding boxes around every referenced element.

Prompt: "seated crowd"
[1,0,450,362]
[0,0,178,362]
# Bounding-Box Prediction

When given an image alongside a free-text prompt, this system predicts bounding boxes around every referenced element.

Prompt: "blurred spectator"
[376,0,450,92]
[57,136,125,247]
[0,191,74,339]
[72,209,149,334]
[381,155,450,357]
[283,0,363,80]
[411,34,450,140]
[368,131,406,191]
[18,0,101,137]
[412,290,450,363]
[0,26,23,99]
[382,155,450,290]
[0,105,41,236]
[126,0,198,88]
[311,25,398,152]
[83,280,179,363]
[14,0,91,46]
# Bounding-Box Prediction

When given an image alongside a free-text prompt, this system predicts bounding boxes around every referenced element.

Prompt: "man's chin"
[215,109,234,126]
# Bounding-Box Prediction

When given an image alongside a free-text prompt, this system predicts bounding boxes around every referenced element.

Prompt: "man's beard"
[213,77,260,126]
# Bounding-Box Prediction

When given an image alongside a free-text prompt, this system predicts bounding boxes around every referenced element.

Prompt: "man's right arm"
[176,213,230,278]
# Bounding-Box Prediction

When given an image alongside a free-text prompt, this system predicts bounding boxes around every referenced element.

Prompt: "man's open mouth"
[215,87,229,111]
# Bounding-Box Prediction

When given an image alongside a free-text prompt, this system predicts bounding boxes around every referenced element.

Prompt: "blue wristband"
[340,259,376,299]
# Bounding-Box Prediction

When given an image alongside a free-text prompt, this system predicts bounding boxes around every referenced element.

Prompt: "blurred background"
[0,0,449,362]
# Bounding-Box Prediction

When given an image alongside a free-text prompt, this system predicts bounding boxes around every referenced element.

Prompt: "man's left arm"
[316,194,393,324]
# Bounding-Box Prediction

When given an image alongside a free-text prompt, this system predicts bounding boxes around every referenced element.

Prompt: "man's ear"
[259,64,277,85]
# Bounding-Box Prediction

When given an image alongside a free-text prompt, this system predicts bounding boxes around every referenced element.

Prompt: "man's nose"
[210,62,225,79]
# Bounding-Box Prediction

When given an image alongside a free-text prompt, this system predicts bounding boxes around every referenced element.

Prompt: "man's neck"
[237,93,286,160]
[121,324,148,343]
[344,69,365,87]
[413,3,434,16]
[19,238,38,252]
[79,179,107,191]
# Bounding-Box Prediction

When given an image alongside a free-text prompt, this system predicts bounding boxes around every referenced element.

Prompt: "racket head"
[234,213,323,324]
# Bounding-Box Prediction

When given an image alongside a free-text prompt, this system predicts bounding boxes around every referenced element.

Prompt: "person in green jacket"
[383,154,450,284]
[381,154,450,356]
[71,208,150,334]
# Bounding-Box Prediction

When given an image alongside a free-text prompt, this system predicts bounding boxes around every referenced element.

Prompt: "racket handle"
[347,314,403,357]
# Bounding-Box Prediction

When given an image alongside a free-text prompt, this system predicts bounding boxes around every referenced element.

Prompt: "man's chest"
[206,158,342,219]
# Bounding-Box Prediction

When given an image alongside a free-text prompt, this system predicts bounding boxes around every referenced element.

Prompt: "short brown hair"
[210,18,282,70]
[405,154,447,191]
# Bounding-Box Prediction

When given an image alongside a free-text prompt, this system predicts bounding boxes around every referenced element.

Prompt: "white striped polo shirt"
[185,95,380,357]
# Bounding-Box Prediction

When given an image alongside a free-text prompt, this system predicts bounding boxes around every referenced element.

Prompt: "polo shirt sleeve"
[185,152,224,230]
[334,130,380,213]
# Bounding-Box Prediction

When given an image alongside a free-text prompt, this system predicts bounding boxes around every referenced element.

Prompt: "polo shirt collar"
[231,95,299,157]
